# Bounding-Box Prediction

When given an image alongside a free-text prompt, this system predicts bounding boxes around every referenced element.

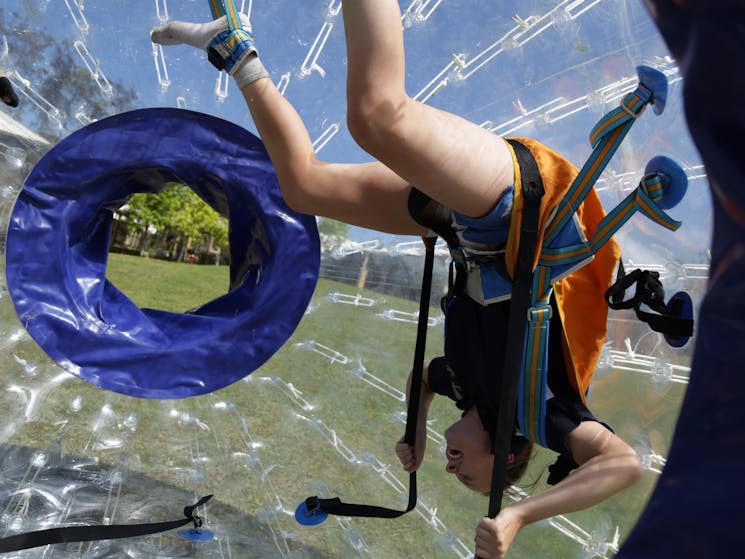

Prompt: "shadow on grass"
[0,444,331,559]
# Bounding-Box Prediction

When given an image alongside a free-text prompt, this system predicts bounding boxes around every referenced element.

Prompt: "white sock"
[232,53,269,90]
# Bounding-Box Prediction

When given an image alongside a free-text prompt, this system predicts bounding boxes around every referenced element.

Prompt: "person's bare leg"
[241,77,424,235]
[342,0,514,218]
[149,15,423,235]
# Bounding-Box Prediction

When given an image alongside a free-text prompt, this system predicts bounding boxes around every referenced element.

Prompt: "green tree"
[0,8,137,141]
[126,185,183,235]
[123,184,228,261]
[317,217,349,252]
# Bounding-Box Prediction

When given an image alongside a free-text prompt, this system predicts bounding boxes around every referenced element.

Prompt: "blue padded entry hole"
[6,108,320,399]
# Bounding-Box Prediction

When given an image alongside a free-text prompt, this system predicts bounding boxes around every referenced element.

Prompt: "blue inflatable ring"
[5,108,320,398]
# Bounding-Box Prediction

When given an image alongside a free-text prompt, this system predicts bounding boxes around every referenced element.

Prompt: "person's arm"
[474,421,643,558]
[150,14,425,236]
[395,361,436,473]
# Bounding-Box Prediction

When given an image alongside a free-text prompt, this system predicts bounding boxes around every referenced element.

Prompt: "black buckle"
[207,46,227,71]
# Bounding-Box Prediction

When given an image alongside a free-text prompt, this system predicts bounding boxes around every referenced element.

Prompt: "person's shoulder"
[546,393,593,420]
[544,396,613,452]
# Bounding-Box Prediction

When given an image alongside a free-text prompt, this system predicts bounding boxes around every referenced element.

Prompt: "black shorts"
[430,293,576,447]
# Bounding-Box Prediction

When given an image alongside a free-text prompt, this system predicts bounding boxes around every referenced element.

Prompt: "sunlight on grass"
[106,253,231,312]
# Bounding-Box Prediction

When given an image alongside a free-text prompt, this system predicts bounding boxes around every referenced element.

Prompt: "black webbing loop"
[408,187,461,248]
[306,236,437,519]
[486,140,545,521]
[605,264,693,338]
[0,495,213,553]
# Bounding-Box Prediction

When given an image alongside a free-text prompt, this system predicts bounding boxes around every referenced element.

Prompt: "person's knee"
[278,178,314,215]
[346,88,407,154]
[272,167,314,215]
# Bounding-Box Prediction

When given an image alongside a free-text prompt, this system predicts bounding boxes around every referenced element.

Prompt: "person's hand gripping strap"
[150,14,269,90]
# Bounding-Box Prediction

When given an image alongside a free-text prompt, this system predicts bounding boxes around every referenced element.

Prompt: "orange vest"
[505,137,621,402]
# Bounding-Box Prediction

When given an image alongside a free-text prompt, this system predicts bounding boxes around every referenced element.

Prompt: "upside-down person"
[151,2,643,557]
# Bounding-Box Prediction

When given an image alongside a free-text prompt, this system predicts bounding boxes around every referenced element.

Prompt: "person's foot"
[150,14,266,88]
[1,76,19,107]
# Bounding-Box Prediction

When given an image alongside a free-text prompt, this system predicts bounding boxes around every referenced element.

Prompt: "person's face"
[443,407,494,493]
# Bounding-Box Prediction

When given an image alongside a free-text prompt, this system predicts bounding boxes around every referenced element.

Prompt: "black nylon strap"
[605,266,693,338]
[306,236,437,519]
[0,495,213,553]
[407,187,460,248]
[486,139,544,520]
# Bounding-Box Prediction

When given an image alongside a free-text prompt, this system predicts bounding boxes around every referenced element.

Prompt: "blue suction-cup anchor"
[664,291,694,348]
[295,500,329,526]
[645,155,688,210]
[637,65,668,115]
[177,528,215,541]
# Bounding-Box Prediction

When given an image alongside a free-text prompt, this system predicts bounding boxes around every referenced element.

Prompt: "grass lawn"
[0,252,687,558]
[106,253,232,312]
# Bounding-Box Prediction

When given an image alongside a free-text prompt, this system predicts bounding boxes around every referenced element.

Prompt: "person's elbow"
[275,160,325,216]
[278,177,314,215]
[346,89,408,157]
[614,447,644,490]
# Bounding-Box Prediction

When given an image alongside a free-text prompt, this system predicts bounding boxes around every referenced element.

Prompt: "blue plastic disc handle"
[176,528,215,541]
[295,501,329,526]
[664,291,694,348]
[645,155,688,210]
[637,65,668,115]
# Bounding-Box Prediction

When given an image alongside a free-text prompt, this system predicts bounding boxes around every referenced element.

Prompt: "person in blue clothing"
[151,2,643,557]
[396,294,610,492]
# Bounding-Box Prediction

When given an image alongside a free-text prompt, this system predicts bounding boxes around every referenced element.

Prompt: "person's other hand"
[395,436,426,473]
[474,507,523,559]
[1,75,19,107]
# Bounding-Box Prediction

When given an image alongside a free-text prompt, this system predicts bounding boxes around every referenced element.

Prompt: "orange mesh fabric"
[504,137,621,402]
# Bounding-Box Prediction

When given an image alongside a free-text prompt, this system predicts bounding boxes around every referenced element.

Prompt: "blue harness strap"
[544,66,668,247]
[538,170,682,270]
[206,0,257,72]
[208,0,226,20]
[209,0,242,30]
[516,66,683,446]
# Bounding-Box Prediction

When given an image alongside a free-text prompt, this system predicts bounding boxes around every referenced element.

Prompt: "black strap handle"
[605,264,693,338]
[487,140,545,520]
[0,495,213,553]
[306,235,437,519]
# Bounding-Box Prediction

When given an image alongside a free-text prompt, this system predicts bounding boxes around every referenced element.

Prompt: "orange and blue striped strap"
[516,276,553,446]
[209,0,241,31]
[543,83,655,248]
[538,173,681,269]
[518,170,682,445]
[516,71,670,446]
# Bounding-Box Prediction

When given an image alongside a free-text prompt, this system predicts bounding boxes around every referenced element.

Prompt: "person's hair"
[479,435,535,497]
[504,437,534,489]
